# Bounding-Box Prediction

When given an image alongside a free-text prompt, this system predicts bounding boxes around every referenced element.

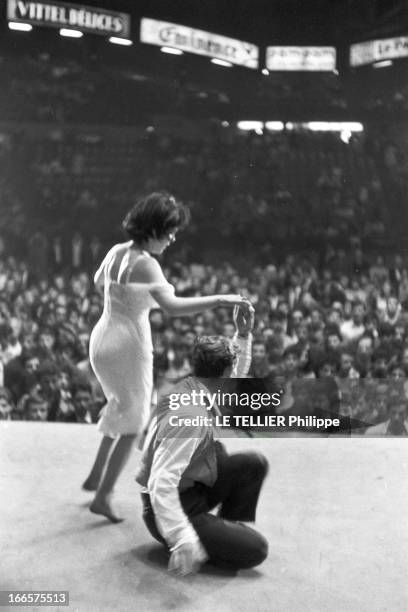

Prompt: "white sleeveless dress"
[89,244,174,438]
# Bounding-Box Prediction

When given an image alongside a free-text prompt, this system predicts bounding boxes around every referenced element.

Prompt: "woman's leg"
[83,435,114,491]
[90,434,137,523]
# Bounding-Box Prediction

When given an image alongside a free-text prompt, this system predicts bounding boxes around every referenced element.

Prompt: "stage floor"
[1,422,408,612]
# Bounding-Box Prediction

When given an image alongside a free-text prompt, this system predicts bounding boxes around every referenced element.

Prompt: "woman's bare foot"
[82,478,99,492]
[89,497,124,523]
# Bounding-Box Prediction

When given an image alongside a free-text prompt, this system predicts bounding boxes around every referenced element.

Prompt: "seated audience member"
[355,334,375,376]
[379,296,401,326]
[366,382,389,425]
[337,351,359,380]
[0,324,22,364]
[54,389,76,423]
[164,344,192,383]
[72,383,97,423]
[0,386,16,420]
[36,360,63,421]
[4,348,41,402]
[283,345,301,380]
[76,355,105,411]
[370,348,389,379]
[317,358,338,379]
[23,394,50,422]
[389,363,406,380]
[248,340,270,378]
[54,366,85,422]
[37,326,56,359]
[269,312,294,356]
[222,321,236,339]
[340,303,366,344]
[326,328,343,358]
[365,399,408,436]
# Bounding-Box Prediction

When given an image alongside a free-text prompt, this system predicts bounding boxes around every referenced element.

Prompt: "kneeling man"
[136,306,269,575]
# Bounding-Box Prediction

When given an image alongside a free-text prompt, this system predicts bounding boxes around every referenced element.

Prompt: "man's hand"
[233,301,255,337]
[168,540,208,577]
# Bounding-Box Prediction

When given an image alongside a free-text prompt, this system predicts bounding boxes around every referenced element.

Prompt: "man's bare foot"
[89,498,124,523]
[82,478,99,492]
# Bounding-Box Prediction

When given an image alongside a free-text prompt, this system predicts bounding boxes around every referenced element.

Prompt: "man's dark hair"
[319,354,340,368]
[22,349,41,365]
[270,311,287,323]
[325,324,341,339]
[372,347,389,362]
[37,360,59,379]
[283,345,301,359]
[378,322,394,337]
[192,336,236,377]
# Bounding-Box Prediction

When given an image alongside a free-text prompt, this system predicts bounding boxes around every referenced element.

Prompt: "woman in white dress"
[83,192,251,522]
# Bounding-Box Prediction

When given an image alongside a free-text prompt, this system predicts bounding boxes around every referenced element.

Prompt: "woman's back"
[100,242,159,320]
[106,242,154,286]
[89,242,160,437]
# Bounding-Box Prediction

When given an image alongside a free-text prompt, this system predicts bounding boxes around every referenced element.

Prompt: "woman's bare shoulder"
[129,253,166,284]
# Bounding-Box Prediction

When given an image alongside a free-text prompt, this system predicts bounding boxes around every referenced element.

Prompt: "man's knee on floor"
[245,451,269,478]
[239,532,269,569]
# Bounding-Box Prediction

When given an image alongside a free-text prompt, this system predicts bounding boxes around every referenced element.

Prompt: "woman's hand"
[168,540,208,577]
[218,295,253,313]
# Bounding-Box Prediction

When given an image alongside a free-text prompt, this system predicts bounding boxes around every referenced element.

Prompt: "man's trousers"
[141,449,269,570]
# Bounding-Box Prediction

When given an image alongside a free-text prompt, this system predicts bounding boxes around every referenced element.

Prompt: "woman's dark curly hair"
[122,191,190,243]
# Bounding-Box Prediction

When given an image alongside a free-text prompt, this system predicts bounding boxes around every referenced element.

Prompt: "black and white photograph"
[1,1,408,610]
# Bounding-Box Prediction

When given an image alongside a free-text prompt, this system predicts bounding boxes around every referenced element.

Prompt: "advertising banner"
[7,0,131,37]
[266,46,336,71]
[350,36,408,66]
[140,17,259,69]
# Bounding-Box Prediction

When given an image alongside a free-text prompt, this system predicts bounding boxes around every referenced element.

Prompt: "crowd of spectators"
[3,124,405,266]
[2,241,408,435]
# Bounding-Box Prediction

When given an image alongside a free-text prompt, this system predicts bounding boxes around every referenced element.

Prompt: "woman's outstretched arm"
[134,256,249,316]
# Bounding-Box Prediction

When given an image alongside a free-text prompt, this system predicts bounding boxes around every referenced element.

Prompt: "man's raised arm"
[231,303,254,378]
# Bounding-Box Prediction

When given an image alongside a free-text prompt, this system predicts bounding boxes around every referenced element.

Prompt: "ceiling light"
[211,58,232,67]
[8,22,32,31]
[373,60,393,69]
[237,121,264,131]
[109,37,133,46]
[265,121,284,131]
[160,46,183,55]
[60,29,83,38]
